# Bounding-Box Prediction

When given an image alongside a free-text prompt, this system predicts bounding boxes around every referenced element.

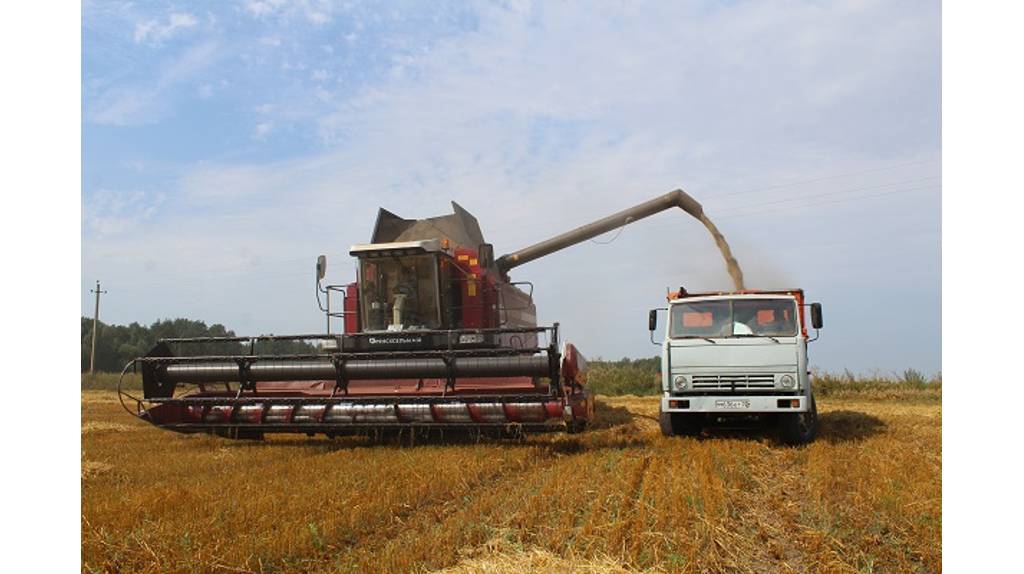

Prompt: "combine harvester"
[119,190,706,438]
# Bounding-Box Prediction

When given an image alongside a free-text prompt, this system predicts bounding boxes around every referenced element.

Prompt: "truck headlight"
[779,374,796,389]
[673,375,687,390]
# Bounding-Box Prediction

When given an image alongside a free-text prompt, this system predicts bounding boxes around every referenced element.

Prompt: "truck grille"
[691,374,775,390]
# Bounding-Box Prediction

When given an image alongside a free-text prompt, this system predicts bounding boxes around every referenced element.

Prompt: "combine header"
[119,190,705,438]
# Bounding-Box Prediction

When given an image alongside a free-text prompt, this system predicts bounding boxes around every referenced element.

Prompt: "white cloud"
[83,1,941,372]
[244,0,333,24]
[133,21,156,43]
[83,189,165,237]
[87,41,221,125]
[244,0,288,18]
[253,121,274,140]
[133,11,198,44]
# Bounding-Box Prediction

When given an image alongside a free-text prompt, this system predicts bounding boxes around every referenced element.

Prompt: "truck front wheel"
[659,411,702,437]
[778,396,818,445]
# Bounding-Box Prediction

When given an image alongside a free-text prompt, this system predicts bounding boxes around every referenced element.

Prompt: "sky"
[81,0,941,375]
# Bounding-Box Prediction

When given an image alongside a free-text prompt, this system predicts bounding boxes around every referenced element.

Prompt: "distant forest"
[80,318,315,372]
[81,317,663,393]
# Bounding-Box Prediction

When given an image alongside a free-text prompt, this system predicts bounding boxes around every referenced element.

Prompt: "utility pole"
[89,281,107,374]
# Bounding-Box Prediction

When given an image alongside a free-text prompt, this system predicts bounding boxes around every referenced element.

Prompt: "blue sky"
[81,0,941,375]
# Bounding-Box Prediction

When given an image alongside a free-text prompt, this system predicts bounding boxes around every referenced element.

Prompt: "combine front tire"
[778,396,818,445]
[214,428,265,441]
[567,419,589,434]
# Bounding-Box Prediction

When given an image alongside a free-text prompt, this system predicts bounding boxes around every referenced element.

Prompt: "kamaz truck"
[648,289,824,444]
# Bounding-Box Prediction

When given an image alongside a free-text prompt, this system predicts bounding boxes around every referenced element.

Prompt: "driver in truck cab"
[733,302,794,337]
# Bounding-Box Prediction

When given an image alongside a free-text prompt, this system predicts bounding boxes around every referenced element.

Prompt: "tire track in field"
[731,447,815,573]
[619,453,653,559]
[376,450,606,572]
[316,436,648,573]
[300,443,576,568]
[324,459,567,573]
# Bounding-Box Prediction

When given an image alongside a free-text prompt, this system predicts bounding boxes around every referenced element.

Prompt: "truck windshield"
[359,255,441,331]
[670,298,797,338]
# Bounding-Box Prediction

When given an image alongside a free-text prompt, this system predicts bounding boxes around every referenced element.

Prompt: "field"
[82,386,940,573]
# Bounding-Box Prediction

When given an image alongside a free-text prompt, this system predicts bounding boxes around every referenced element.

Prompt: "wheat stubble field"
[82,390,940,573]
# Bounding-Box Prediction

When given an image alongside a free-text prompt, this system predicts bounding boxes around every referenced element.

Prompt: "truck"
[648,289,824,444]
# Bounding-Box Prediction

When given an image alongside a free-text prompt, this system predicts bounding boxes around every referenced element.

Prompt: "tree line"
[81,316,664,390]
[587,356,661,395]
[80,317,315,372]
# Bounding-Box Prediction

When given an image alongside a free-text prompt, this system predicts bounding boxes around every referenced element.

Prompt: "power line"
[94,181,938,291]
[708,158,939,199]
[716,184,938,220]
[709,176,940,215]
[494,163,939,246]
[84,165,941,284]
[588,182,938,238]
[589,217,632,244]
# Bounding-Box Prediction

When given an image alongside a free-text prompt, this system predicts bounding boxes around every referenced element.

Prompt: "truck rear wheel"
[778,396,818,445]
[659,411,702,437]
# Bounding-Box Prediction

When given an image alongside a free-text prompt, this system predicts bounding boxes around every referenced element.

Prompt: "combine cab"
[120,190,706,438]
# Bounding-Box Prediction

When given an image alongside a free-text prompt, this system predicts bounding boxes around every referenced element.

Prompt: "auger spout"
[495,189,703,274]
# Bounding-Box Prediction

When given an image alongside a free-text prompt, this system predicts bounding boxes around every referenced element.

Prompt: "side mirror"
[478,243,494,268]
[648,309,658,331]
[316,255,327,281]
[810,302,823,329]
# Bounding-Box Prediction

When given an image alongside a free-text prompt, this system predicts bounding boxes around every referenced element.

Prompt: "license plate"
[715,399,750,409]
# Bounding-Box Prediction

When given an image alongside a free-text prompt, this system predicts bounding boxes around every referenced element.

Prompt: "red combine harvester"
[119,190,705,438]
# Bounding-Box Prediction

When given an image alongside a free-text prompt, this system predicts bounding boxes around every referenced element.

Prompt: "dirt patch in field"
[81,392,122,405]
[437,533,664,574]
[82,460,114,480]
[435,548,663,573]
[82,422,134,434]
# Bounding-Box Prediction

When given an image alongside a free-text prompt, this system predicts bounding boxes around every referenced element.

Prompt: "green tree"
[81,317,320,372]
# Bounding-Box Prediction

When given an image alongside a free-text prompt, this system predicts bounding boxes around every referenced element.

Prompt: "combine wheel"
[778,396,818,445]
[214,428,265,441]
[567,419,589,434]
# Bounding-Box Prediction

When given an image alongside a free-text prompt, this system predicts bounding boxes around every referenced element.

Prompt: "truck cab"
[649,289,823,444]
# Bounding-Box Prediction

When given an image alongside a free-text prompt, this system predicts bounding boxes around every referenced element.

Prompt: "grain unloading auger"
[119,190,704,438]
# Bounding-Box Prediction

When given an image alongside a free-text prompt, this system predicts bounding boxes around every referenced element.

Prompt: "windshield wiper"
[677,336,717,344]
[733,334,781,344]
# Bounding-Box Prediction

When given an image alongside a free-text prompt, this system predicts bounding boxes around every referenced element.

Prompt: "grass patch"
[813,369,941,401]
[588,359,942,401]
[81,372,141,391]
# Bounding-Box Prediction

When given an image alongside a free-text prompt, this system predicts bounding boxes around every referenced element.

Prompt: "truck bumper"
[661,395,808,414]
